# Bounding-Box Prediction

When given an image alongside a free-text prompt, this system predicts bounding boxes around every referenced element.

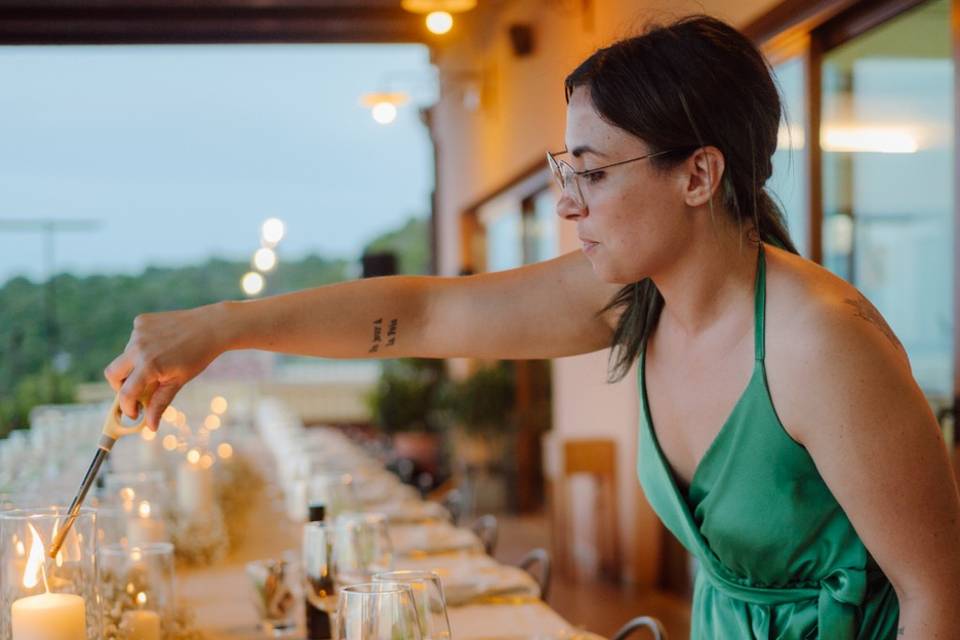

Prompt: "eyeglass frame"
[546,147,683,208]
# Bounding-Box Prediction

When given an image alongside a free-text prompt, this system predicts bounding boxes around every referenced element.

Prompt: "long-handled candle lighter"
[48,396,147,559]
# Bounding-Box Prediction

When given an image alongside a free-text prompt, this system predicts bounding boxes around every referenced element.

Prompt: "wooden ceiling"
[0,0,429,44]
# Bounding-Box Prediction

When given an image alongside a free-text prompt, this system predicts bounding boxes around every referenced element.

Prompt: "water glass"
[332,514,393,587]
[334,582,422,640]
[372,570,451,640]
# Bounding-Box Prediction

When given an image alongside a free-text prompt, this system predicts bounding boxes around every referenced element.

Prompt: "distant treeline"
[0,216,428,435]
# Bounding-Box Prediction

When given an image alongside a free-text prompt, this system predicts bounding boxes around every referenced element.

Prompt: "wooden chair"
[553,438,620,581]
[516,547,552,601]
[611,616,668,640]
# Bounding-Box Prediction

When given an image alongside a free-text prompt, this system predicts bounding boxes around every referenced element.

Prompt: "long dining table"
[179,398,600,639]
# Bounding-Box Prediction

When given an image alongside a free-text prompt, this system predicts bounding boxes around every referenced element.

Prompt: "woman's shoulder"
[762,243,913,443]
[763,243,906,358]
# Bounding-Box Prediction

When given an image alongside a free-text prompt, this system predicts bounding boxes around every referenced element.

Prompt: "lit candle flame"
[138,501,151,518]
[22,523,49,591]
[15,538,24,556]
[136,592,147,606]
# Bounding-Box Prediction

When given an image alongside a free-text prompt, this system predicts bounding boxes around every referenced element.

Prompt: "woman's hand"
[104,302,231,430]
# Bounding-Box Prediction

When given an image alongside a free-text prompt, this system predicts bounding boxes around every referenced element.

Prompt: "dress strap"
[754,243,767,362]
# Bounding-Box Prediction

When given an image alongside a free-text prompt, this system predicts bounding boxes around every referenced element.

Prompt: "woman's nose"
[556,191,586,220]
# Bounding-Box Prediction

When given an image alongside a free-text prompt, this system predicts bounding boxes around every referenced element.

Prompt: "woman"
[106,16,960,639]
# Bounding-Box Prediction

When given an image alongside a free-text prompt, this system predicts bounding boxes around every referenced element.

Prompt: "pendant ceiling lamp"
[401,0,477,35]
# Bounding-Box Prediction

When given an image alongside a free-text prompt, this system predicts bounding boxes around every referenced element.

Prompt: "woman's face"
[559,87,691,284]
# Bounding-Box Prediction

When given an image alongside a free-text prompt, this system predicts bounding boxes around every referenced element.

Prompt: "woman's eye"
[583,171,605,184]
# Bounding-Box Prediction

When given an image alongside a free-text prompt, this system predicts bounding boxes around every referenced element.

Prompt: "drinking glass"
[333,582,421,640]
[372,570,451,640]
[332,513,393,587]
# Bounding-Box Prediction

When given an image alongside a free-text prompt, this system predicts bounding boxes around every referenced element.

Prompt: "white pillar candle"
[120,610,161,640]
[126,517,169,545]
[127,501,169,544]
[11,592,86,640]
[176,460,214,516]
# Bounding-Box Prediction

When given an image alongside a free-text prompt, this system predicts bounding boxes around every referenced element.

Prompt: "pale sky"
[0,44,435,284]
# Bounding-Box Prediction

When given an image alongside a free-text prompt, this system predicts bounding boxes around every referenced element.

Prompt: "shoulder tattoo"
[842,293,905,354]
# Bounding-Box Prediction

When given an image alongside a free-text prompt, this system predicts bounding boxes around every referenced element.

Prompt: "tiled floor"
[492,512,691,639]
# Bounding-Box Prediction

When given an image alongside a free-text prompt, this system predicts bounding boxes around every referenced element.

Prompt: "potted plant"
[367,358,446,472]
[439,361,515,467]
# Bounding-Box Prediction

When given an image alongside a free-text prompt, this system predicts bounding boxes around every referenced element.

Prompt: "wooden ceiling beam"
[0,4,428,44]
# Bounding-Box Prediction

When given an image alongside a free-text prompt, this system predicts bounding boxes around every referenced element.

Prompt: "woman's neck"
[652,223,760,345]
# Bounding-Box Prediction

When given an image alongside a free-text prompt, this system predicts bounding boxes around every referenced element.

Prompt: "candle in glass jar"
[127,501,168,544]
[120,609,161,640]
[11,592,86,640]
[176,457,214,516]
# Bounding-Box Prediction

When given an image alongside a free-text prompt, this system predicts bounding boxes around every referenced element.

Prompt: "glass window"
[770,57,808,256]
[821,0,953,398]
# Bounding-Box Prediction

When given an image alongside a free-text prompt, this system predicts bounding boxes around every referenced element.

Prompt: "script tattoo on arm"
[843,293,905,354]
[368,318,399,353]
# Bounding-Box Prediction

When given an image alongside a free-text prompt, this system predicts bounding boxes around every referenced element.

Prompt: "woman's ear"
[682,146,725,207]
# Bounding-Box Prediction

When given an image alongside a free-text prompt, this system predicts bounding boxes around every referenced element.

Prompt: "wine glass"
[372,570,452,640]
[332,513,393,587]
[334,582,422,640]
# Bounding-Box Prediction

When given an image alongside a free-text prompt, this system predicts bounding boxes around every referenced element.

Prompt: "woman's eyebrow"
[570,145,606,158]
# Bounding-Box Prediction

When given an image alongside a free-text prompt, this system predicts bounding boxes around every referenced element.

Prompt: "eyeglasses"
[546,148,676,209]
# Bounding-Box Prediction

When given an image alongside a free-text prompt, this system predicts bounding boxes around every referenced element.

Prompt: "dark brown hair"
[564,15,799,381]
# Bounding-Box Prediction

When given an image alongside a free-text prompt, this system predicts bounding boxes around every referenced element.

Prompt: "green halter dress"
[637,246,901,639]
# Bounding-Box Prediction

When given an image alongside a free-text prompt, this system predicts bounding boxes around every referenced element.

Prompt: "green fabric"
[636,246,900,639]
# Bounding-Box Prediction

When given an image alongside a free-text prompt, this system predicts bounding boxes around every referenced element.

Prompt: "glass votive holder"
[0,507,102,640]
[99,542,175,640]
[102,472,168,520]
[245,554,301,637]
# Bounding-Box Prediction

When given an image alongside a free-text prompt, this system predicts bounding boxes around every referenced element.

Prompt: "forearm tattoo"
[368,318,399,353]
[843,293,905,354]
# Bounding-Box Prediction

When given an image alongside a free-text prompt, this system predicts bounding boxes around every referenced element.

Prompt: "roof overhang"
[0,0,429,44]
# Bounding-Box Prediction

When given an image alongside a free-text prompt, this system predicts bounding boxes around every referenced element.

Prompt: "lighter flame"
[138,501,152,518]
[22,523,49,591]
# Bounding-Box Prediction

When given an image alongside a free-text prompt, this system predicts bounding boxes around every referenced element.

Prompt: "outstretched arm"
[105,250,621,429]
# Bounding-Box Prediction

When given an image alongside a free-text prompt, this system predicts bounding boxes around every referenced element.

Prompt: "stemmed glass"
[333,582,422,640]
[372,570,451,640]
[332,513,393,587]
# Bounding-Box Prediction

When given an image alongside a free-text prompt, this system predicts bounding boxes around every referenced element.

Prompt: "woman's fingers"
[118,363,152,420]
[145,384,179,432]
[104,351,134,392]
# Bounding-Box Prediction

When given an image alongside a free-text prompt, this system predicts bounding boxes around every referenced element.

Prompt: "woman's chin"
[587,256,636,286]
